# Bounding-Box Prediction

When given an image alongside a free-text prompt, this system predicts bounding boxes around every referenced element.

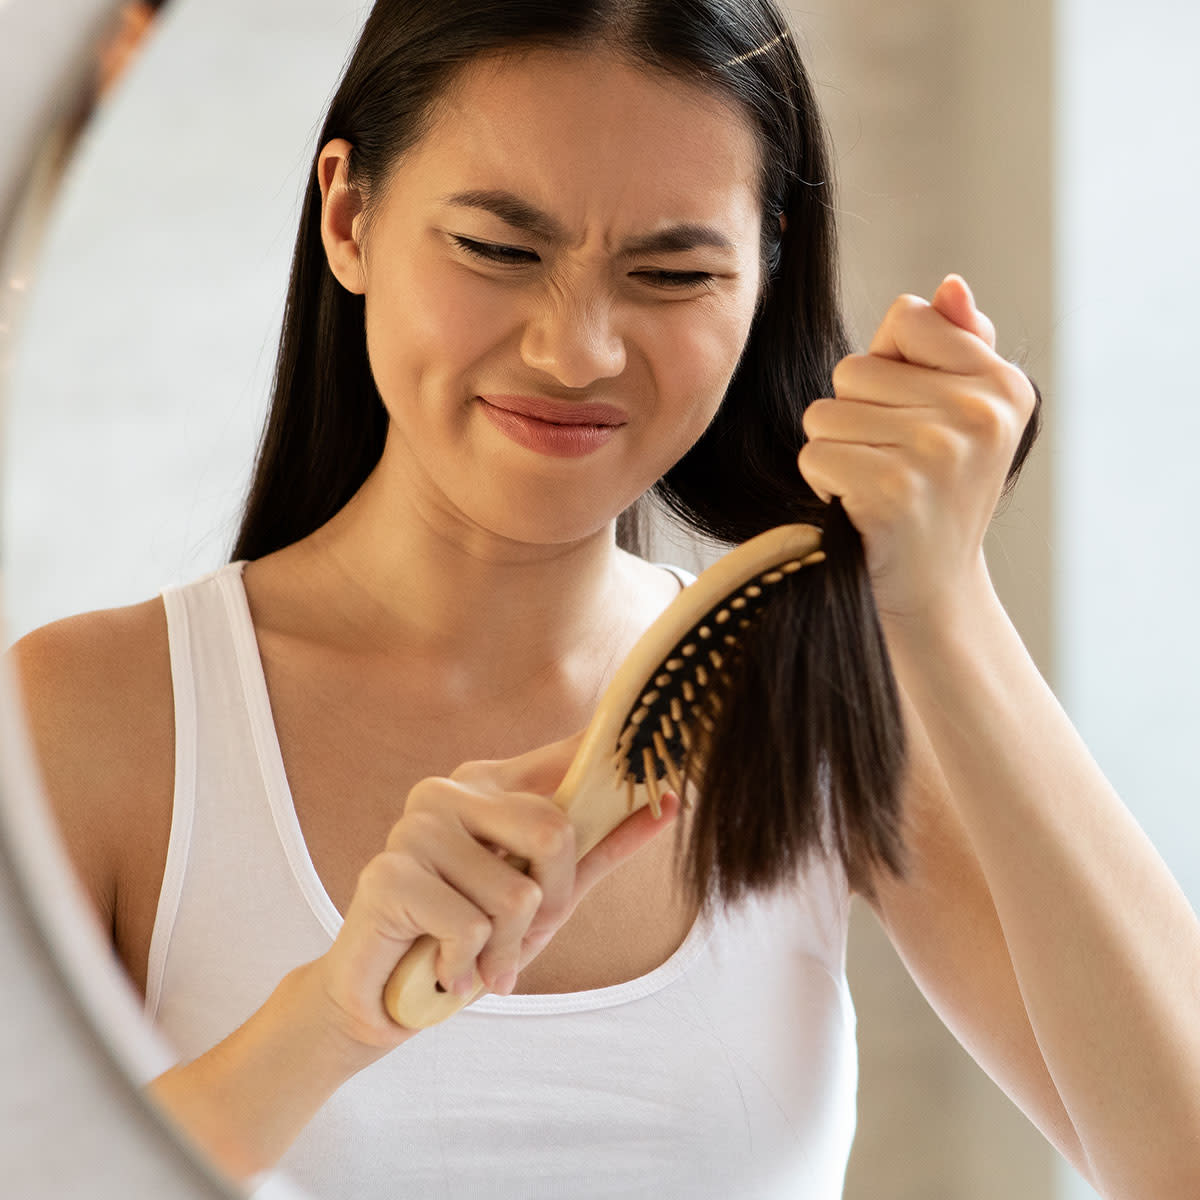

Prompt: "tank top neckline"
[217,559,716,1015]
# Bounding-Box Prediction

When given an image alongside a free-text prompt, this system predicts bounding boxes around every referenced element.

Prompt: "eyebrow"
[439,189,737,257]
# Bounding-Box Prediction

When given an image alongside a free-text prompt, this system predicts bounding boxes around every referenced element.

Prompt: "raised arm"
[800,275,1200,1198]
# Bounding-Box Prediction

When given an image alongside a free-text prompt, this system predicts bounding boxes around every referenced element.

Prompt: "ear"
[318,138,368,295]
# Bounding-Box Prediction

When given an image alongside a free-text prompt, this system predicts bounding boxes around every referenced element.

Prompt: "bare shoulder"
[7,598,174,943]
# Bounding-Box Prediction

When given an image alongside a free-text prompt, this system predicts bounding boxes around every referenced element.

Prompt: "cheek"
[362,248,506,407]
[648,298,757,450]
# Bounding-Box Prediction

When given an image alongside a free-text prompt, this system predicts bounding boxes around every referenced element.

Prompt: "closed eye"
[449,235,715,291]
[636,268,715,290]
[451,235,536,266]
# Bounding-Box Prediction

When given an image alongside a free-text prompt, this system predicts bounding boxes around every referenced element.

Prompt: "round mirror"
[0,0,319,1194]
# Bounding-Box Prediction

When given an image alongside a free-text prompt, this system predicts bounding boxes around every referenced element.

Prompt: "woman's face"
[341,46,766,547]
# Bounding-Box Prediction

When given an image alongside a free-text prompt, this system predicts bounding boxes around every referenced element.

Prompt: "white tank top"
[147,561,858,1199]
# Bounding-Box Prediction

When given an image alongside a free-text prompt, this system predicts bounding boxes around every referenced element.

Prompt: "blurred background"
[3,1,1197,1197]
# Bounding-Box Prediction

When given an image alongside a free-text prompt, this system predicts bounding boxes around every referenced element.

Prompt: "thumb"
[932,273,996,349]
[493,728,588,795]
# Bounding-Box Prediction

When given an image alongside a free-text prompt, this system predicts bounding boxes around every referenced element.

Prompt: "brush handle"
[382,934,488,1027]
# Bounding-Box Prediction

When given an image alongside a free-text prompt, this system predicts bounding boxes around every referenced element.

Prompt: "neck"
[268,457,642,699]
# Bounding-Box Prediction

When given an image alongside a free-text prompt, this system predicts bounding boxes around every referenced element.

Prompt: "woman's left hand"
[798,274,1037,626]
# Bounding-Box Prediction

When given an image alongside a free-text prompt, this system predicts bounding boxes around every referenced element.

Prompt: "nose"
[519,288,627,389]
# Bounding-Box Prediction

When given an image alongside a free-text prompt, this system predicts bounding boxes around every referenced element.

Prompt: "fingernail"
[494,970,517,996]
[453,971,477,997]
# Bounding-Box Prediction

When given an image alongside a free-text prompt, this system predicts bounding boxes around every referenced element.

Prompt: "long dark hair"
[233,0,1041,912]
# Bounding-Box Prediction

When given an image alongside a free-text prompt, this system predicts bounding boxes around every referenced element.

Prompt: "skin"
[12,44,1200,1196]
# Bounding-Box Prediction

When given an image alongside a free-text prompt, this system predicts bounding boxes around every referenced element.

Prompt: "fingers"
[334,851,495,1001]
[930,274,997,347]
[393,779,578,993]
[573,789,681,898]
[830,353,974,410]
[798,440,914,520]
[404,821,552,994]
[803,351,1026,506]
[866,276,996,371]
[332,727,680,1037]
[450,728,585,795]
[810,358,1029,448]
[805,277,1033,491]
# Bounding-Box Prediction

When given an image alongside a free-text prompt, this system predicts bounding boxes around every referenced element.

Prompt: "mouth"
[476,395,626,458]
[477,393,629,427]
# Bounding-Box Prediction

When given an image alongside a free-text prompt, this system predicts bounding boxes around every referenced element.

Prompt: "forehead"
[392,47,764,237]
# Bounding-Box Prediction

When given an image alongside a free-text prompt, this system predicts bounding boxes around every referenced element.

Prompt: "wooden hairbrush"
[383,522,825,1028]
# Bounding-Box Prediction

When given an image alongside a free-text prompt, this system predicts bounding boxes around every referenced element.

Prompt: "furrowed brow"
[440,189,736,256]
[442,189,564,242]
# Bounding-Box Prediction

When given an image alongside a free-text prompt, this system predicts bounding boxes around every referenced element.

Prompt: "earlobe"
[317,138,367,295]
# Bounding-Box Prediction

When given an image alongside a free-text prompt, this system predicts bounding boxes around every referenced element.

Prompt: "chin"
[460,486,628,550]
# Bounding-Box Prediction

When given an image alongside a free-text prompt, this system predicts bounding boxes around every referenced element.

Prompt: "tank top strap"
[653,561,698,590]
[145,562,333,1035]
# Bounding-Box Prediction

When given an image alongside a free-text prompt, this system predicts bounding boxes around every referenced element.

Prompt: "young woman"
[14,2,1200,1197]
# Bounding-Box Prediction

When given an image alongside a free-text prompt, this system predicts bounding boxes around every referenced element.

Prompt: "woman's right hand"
[146,733,679,1180]
[301,732,681,1055]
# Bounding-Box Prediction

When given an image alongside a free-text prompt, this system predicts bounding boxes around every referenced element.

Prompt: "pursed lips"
[475,394,628,458]
[477,394,629,427]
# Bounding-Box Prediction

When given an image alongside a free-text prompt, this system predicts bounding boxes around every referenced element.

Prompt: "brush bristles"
[610,557,811,800]
[604,531,905,919]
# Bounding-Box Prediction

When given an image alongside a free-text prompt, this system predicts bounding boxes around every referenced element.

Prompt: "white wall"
[1054,1,1200,1196]
[1057,0,1200,907]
